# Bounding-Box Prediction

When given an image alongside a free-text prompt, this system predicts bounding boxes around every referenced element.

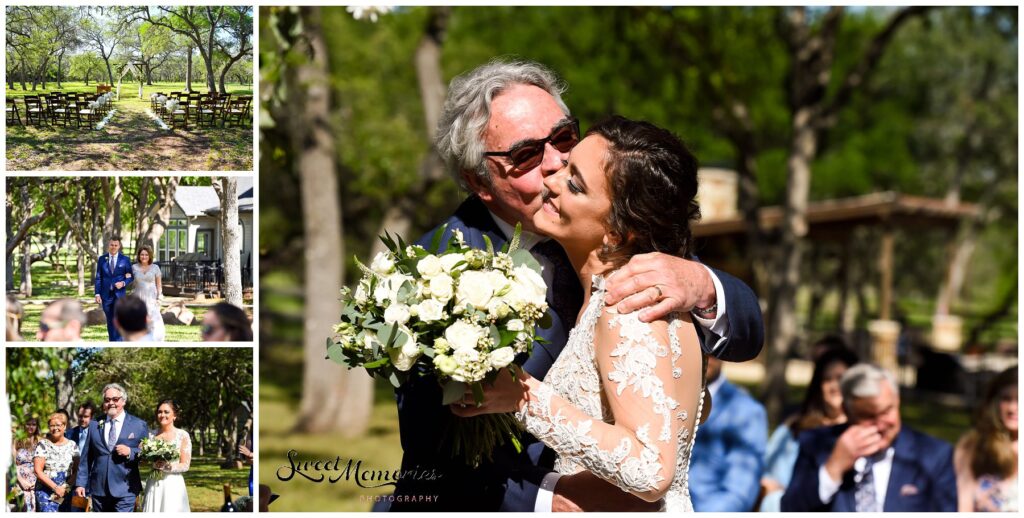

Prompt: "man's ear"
[463,169,494,204]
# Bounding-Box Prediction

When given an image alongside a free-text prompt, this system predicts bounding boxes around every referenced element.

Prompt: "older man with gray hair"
[384,58,766,512]
[75,382,148,512]
[781,363,957,512]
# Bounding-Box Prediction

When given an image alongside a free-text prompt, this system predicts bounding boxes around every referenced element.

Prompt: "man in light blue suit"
[75,383,148,512]
[62,401,95,512]
[94,237,134,341]
[689,356,768,511]
[384,59,766,512]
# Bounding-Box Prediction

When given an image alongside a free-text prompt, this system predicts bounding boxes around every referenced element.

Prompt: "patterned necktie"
[109,255,115,273]
[107,419,117,449]
[855,456,880,512]
[530,240,583,328]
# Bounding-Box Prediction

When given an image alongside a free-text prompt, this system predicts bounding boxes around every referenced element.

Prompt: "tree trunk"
[288,6,373,435]
[201,48,217,93]
[53,349,76,415]
[6,195,14,293]
[185,46,194,93]
[101,177,123,244]
[215,178,243,307]
[20,235,32,297]
[764,107,816,423]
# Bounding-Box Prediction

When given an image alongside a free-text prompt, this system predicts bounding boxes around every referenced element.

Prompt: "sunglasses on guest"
[484,116,580,172]
[38,321,65,334]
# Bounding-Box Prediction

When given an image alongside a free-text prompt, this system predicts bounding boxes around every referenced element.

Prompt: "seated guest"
[760,343,859,511]
[689,356,768,511]
[114,295,153,342]
[781,363,956,512]
[955,366,1017,512]
[36,299,87,342]
[201,302,253,341]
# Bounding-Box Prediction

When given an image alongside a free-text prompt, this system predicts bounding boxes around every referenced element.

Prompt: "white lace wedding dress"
[515,274,706,511]
[141,428,191,512]
[132,263,166,341]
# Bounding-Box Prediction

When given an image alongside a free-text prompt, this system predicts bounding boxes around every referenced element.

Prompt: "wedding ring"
[653,285,663,301]
[561,159,568,166]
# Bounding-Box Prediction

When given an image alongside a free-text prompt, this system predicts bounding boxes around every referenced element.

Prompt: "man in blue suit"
[689,356,768,511]
[94,237,134,341]
[781,364,956,512]
[63,401,96,512]
[385,59,765,512]
[75,383,148,512]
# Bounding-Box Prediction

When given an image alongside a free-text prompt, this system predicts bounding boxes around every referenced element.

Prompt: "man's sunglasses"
[484,117,580,172]
[38,321,65,334]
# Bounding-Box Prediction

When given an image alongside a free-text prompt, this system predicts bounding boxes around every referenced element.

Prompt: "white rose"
[383,303,411,325]
[456,271,495,309]
[508,265,547,307]
[416,254,443,278]
[373,282,391,305]
[429,274,454,302]
[507,319,525,332]
[488,347,515,369]
[414,299,445,322]
[370,252,395,274]
[452,347,481,366]
[487,270,511,294]
[486,299,511,320]
[439,253,466,273]
[388,339,422,371]
[445,320,484,352]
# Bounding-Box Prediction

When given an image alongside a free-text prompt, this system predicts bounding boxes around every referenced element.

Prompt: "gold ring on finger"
[653,285,663,300]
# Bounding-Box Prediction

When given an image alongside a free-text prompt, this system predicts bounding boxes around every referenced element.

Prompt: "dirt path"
[6,99,253,171]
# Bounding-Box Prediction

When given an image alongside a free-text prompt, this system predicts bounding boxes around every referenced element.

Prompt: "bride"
[452,116,706,511]
[142,400,191,512]
[132,246,166,341]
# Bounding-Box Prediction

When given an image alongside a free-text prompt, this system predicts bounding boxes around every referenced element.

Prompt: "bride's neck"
[566,245,615,291]
[159,425,174,434]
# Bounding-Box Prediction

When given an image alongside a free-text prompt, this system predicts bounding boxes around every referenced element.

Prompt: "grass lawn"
[139,456,250,512]
[6,81,253,171]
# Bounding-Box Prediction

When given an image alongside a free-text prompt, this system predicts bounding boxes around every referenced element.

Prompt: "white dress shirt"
[817,447,896,508]
[486,212,731,511]
[105,411,125,449]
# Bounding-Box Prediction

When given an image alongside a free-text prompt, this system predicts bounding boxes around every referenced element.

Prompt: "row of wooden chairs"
[152,91,252,130]
[7,92,114,129]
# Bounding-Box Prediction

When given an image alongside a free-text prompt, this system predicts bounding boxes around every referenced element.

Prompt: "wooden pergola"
[693,191,980,369]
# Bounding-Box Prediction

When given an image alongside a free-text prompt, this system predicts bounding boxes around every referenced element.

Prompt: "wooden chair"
[6,98,22,126]
[169,102,189,130]
[197,98,219,128]
[76,100,98,130]
[24,96,46,126]
[48,96,72,127]
[222,98,249,127]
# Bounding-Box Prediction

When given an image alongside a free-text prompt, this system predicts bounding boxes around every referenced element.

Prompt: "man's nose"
[539,142,566,176]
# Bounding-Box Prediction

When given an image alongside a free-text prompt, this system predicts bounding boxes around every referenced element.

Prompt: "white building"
[158,178,254,274]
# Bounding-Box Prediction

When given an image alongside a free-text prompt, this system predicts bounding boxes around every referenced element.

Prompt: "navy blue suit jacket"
[780,423,957,512]
[94,253,134,303]
[689,379,767,512]
[388,196,764,511]
[75,413,147,498]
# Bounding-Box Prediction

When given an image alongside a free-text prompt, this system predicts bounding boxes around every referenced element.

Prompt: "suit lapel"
[884,428,915,512]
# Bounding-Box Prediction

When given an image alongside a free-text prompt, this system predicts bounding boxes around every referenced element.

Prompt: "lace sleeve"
[164,430,192,474]
[515,309,704,501]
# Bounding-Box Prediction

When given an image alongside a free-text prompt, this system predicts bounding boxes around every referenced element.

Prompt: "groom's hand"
[553,471,661,512]
[115,281,125,289]
[604,253,716,323]
[75,487,86,498]
[95,295,102,304]
[114,444,131,457]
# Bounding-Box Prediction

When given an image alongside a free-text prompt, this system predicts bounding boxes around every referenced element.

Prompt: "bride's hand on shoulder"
[449,367,534,418]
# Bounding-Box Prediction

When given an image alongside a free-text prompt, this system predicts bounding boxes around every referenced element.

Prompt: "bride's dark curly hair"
[586,116,701,269]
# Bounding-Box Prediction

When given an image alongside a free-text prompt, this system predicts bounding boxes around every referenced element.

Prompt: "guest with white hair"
[781,363,957,512]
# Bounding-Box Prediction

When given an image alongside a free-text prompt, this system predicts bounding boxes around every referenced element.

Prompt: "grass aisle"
[6,82,252,171]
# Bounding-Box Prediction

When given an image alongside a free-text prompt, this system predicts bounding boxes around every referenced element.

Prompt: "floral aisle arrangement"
[330,224,550,465]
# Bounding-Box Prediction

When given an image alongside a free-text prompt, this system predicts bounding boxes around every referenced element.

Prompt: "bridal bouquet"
[330,224,549,465]
[139,437,180,463]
